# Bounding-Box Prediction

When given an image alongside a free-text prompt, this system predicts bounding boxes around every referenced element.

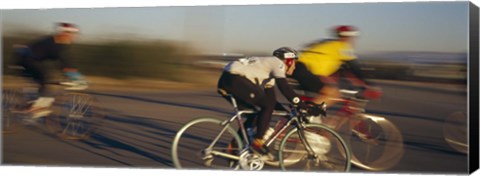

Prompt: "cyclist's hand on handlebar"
[293,100,309,114]
[65,71,85,81]
[294,100,327,117]
[62,69,89,90]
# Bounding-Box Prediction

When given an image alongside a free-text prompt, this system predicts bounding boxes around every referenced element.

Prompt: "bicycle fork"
[294,122,322,161]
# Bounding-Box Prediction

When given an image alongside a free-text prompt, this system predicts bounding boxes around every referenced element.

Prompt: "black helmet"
[273,47,298,60]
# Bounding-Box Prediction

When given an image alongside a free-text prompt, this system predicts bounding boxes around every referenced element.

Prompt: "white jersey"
[224,56,286,88]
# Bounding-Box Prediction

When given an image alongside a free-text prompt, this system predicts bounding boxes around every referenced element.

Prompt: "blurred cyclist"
[217,47,309,155]
[14,22,86,119]
[291,25,375,106]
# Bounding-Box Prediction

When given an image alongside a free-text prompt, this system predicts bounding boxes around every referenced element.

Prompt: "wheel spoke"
[171,117,243,169]
[48,93,101,140]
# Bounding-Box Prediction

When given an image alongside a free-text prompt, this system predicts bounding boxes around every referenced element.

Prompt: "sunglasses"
[285,58,295,67]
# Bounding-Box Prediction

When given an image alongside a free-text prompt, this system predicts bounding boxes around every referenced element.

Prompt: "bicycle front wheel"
[171,117,243,170]
[279,123,351,172]
[346,114,404,171]
[46,92,103,140]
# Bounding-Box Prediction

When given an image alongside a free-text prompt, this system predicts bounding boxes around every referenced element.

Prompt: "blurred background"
[1,2,468,88]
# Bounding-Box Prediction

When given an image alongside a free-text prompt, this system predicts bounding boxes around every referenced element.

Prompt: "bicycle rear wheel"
[345,114,404,171]
[171,117,243,169]
[46,92,103,140]
[278,123,351,172]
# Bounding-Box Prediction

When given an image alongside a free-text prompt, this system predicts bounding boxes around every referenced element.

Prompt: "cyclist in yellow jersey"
[299,39,356,76]
[290,25,373,107]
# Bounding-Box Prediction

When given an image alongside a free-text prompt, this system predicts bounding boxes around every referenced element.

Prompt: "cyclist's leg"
[254,87,276,139]
[242,87,275,155]
[217,72,273,153]
[19,58,48,95]
[218,72,257,154]
[223,84,274,142]
[217,72,269,115]
[19,59,54,117]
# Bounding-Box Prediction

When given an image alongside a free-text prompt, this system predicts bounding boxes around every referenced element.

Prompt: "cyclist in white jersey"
[217,47,309,155]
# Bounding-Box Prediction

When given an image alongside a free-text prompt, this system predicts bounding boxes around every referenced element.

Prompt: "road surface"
[1,80,469,174]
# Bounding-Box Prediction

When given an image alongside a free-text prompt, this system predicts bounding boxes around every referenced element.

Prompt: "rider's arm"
[275,78,302,106]
[56,46,75,71]
[54,45,84,81]
[59,59,83,81]
[343,59,370,86]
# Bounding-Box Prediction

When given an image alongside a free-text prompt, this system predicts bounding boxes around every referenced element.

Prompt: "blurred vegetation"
[2,33,202,83]
[2,33,467,86]
[68,41,187,80]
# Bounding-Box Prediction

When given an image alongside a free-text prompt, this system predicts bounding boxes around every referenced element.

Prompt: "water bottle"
[262,127,275,141]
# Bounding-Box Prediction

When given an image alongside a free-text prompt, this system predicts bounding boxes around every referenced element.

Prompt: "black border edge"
[469,1,479,174]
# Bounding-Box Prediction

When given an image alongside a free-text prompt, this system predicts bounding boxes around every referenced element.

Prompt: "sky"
[0,1,473,55]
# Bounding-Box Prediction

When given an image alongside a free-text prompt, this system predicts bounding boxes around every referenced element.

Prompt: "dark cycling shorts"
[290,62,325,93]
[217,72,276,110]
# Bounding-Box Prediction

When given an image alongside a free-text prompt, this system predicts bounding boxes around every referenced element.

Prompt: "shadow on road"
[56,113,185,167]
[88,91,232,115]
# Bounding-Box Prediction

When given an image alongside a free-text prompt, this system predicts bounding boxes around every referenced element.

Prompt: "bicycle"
[2,65,104,140]
[171,94,351,172]
[301,88,404,171]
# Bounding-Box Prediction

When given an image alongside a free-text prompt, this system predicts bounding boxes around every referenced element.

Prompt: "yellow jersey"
[298,40,357,76]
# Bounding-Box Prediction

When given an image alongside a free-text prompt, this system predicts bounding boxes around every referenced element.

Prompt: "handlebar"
[289,101,327,118]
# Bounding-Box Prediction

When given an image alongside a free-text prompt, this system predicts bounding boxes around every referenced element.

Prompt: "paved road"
[1,81,469,174]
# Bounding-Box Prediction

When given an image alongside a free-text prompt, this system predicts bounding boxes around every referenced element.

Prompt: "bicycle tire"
[344,114,404,171]
[171,117,243,169]
[278,123,351,172]
[45,92,103,140]
[443,111,467,154]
